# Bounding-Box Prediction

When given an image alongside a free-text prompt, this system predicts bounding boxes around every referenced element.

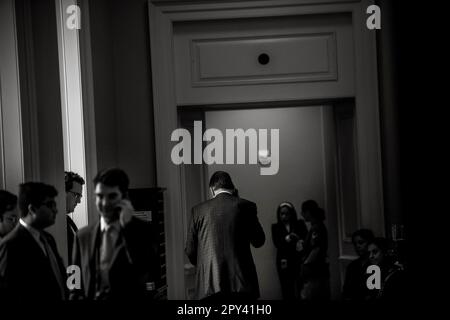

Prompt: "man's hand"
[117,199,134,227]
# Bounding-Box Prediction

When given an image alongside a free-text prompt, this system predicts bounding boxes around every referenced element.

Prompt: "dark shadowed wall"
[88,0,156,188]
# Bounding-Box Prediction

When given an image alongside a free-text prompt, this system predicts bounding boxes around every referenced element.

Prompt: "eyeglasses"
[68,191,82,199]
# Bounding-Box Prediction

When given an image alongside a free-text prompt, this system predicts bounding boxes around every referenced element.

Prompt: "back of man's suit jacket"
[185,193,265,299]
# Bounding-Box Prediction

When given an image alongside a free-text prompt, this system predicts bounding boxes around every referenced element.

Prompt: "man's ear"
[28,203,36,215]
[210,187,215,197]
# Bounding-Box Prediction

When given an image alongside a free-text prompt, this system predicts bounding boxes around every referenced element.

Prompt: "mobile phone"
[113,191,130,216]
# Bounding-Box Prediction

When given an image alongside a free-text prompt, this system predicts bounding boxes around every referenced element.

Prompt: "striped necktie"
[100,225,115,268]
[98,225,116,294]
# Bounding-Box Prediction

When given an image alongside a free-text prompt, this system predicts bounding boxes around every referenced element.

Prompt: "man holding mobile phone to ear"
[70,168,159,300]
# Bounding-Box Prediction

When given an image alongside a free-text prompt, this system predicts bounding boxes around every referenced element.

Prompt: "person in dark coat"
[185,171,265,300]
[272,201,307,300]
[342,228,375,300]
[70,168,159,300]
[0,182,67,300]
[299,200,330,301]
[0,190,18,242]
[65,171,85,265]
[366,237,407,301]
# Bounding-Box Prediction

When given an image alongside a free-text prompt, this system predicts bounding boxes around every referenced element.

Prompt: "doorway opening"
[178,99,358,300]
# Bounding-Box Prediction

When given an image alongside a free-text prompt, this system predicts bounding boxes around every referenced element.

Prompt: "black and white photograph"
[0,0,417,314]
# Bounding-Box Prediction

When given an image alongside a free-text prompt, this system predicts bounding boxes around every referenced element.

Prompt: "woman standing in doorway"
[272,202,308,300]
[299,200,330,301]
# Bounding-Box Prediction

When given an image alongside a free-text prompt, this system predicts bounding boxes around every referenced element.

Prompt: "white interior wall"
[205,106,328,299]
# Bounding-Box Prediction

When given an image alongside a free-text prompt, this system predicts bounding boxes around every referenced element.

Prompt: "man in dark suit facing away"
[0,182,67,300]
[70,168,159,300]
[185,171,265,300]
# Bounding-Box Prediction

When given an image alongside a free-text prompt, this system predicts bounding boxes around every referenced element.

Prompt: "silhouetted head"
[301,200,325,222]
[277,202,298,225]
[19,182,58,230]
[65,171,85,214]
[209,171,235,196]
[351,229,375,257]
[0,190,18,237]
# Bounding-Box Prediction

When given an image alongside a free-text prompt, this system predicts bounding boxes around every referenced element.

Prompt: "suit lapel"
[17,225,47,260]
[67,216,78,233]
[88,222,101,286]
[90,223,128,284]
[89,222,101,255]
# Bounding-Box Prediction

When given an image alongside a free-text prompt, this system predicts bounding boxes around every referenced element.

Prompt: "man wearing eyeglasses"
[0,190,19,242]
[0,182,66,300]
[65,171,85,264]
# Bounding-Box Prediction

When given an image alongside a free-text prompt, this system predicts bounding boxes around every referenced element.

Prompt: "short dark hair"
[301,199,319,213]
[65,171,85,192]
[352,228,375,244]
[0,190,17,217]
[93,168,129,195]
[312,207,326,221]
[209,171,235,191]
[301,200,325,221]
[18,182,58,218]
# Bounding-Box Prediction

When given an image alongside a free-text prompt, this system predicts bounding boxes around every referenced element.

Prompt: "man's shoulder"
[191,197,224,218]
[0,233,15,251]
[236,197,255,207]
[236,198,257,213]
[192,196,256,216]
[192,198,214,212]
[214,196,256,208]
[0,225,26,245]
[0,226,30,254]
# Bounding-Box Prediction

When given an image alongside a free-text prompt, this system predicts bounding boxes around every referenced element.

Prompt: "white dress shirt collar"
[100,216,121,232]
[19,218,46,254]
[19,218,41,239]
[213,189,233,198]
